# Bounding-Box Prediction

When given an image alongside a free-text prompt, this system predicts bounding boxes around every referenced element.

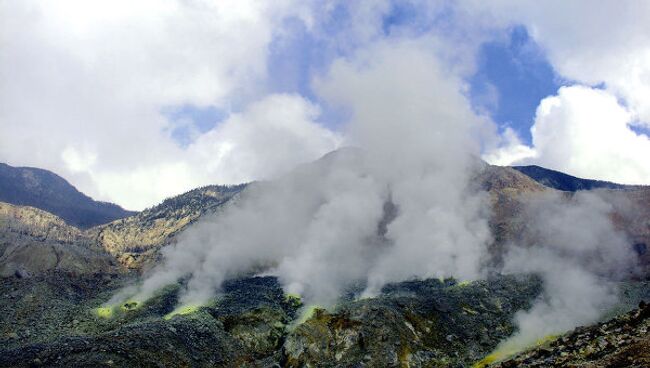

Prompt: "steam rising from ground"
[112,40,495,307]
[493,191,639,354]
[109,39,641,359]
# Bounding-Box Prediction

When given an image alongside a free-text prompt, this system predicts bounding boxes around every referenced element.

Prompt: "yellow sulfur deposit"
[121,300,139,311]
[473,335,558,367]
[164,305,201,320]
[294,304,323,326]
[95,306,114,319]
[473,350,512,368]
[95,299,142,319]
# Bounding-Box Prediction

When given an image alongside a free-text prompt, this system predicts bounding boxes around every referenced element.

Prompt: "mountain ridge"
[0,155,649,367]
[0,163,135,229]
[512,165,644,192]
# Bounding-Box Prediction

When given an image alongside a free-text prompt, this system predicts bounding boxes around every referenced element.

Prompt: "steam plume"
[113,40,494,307]
[109,41,641,360]
[493,190,639,354]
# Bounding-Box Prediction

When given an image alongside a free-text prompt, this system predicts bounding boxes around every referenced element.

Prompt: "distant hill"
[0,163,135,229]
[0,202,118,277]
[512,165,630,192]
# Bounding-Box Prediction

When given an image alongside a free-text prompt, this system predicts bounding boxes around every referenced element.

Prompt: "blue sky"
[469,26,562,144]
[166,13,561,148]
[163,105,229,148]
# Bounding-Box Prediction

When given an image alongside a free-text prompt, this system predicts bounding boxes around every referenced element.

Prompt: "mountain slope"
[0,157,648,367]
[0,163,135,228]
[485,300,650,367]
[512,165,632,192]
[0,202,119,277]
[0,273,543,367]
[89,184,247,270]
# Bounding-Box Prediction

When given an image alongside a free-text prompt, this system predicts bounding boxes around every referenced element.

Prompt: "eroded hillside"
[0,202,117,277]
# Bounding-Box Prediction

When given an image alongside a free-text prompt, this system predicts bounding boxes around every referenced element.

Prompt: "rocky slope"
[479,165,650,273]
[0,163,135,228]
[1,271,647,368]
[88,184,246,270]
[85,163,559,272]
[283,275,543,367]
[512,165,632,192]
[484,300,650,367]
[0,272,543,367]
[0,202,83,244]
[0,183,246,274]
[0,202,117,277]
[2,160,647,276]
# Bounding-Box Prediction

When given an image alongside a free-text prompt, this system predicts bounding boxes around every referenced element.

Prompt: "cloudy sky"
[1,0,650,210]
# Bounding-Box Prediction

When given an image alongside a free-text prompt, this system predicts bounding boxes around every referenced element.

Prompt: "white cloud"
[0,0,335,210]
[187,94,342,185]
[485,85,650,184]
[92,94,341,210]
[4,0,649,210]
[466,2,650,183]
[61,146,97,173]
[482,127,535,166]
[0,0,491,211]
[467,1,650,126]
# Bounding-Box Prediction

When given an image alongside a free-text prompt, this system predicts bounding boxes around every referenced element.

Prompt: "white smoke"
[108,39,641,361]
[111,38,496,308]
[317,39,494,297]
[494,190,639,352]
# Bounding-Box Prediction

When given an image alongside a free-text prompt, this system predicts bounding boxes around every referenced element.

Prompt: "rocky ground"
[0,203,119,278]
[87,183,246,270]
[487,301,650,368]
[0,272,546,367]
[0,184,246,276]
[1,270,648,368]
